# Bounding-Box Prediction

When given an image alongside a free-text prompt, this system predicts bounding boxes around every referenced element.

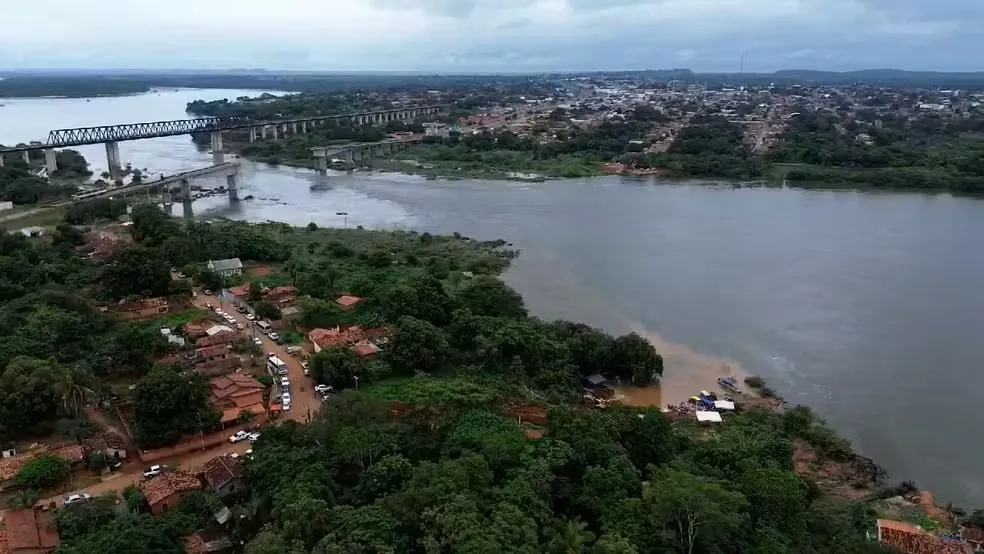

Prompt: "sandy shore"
[613,323,750,409]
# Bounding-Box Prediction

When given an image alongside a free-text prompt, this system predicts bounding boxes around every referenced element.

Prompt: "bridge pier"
[301,121,307,134]
[210,132,224,164]
[291,122,298,135]
[0,154,5,168]
[227,174,239,202]
[314,154,328,175]
[180,179,193,218]
[44,149,57,175]
[281,123,288,136]
[249,127,257,143]
[21,151,30,165]
[271,125,279,141]
[260,126,268,140]
[105,141,122,181]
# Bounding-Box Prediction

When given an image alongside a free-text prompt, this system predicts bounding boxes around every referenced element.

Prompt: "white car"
[229,431,250,443]
[247,432,261,442]
[245,313,255,321]
[236,323,245,330]
[216,310,226,316]
[143,464,167,478]
[244,448,254,459]
[253,337,263,346]
[281,392,292,410]
[314,384,332,394]
[280,376,290,389]
[64,493,93,506]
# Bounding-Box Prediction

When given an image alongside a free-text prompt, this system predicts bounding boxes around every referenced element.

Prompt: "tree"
[387,316,450,374]
[609,333,663,384]
[254,301,282,321]
[49,364,96,417]
[131,367,219,448]
[57,512,182,554]
[309,348,365,389]
[248,283,264,303]
[101,246,172,298]
[15,454,70,488]
[457,276,527,318]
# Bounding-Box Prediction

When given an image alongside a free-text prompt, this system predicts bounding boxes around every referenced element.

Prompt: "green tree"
[457,276,527,318]
[309,347,365,389]
[387,316,450,374]
[254,300,282,321]
[610,333,663,384]
[14,453,70,488]
[131,367,219,448]
[101,246,172,298]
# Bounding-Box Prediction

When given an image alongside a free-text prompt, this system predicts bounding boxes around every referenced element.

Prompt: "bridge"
[311,136,424,174]
[0,104,447,181]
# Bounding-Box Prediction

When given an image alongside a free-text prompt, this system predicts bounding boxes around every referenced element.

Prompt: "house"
[876,519,973,554]
[196,331,236,349]
[195,344,231,364]
[0,509,59,554]
[334,295,362,310]
[227,285,249,300]
[184,322,211,339]
[265,286,297,305]
[140,470,203,515]
[199,454,245,494]
[184,530,234,554]
[82,431,128,462]
[206,258,243,277]
[309,326,392,356]
[107,297,169,320]
[210,374,266,425]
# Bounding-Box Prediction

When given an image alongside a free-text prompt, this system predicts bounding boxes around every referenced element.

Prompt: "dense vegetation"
[229,390,891,553]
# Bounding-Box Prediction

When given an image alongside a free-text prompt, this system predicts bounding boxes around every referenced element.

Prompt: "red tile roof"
[196,344,230,360]
[200,455,244,491]
[139,470,202,507]
[228,285,249,297]
[335,295,362,308]
[210,374,264,401]
[352,342,379,357]
[195,331,236,348]
[877,519,973,554]
[3,509,59,553]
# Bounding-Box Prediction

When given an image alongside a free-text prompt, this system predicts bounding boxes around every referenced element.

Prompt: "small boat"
[718,376,743,394]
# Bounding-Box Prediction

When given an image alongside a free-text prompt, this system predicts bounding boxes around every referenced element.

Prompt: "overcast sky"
[1,0,980,72]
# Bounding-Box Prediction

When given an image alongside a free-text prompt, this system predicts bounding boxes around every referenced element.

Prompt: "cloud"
[0,0,978,71]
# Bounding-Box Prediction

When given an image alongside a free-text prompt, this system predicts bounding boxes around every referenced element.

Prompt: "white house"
[207,258,243,277]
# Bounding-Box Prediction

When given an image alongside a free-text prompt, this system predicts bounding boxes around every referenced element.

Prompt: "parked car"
[236,323,245,330]
[314,384,332,394]
[253,337,263,346]
[229,430,250,443]
[205,302,215,310]
[203,289,213,295]
[268,332,281,342]
[247,432,261,442]
[245,313,255,321]
[244,448,253,458]
[143,464,167,478]
[302,362,310,376]
[216,310,226,316]
[282,392,292,410]
[280,376,290,389]
[64,493,93,506]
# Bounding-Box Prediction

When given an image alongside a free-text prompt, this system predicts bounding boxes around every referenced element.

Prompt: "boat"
[718,376,743,394]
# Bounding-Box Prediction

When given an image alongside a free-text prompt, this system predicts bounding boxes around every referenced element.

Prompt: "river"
[3,89,984,507]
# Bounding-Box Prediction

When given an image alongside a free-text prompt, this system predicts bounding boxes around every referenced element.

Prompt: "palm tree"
[6,489,39,509]
[549,519,594,554]
[50,364,96,417]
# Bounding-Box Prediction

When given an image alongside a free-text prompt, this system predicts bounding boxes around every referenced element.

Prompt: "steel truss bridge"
[0,105,448,153]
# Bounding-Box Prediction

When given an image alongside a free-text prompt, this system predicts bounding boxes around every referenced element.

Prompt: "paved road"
[192,290,321,424]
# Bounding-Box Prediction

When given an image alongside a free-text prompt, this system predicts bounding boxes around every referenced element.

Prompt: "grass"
[279,330,305,345]
[0,206,67,229]
[150,308,211,328]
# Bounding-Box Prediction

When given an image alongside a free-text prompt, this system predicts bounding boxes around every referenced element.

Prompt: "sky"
[1,0,981,73]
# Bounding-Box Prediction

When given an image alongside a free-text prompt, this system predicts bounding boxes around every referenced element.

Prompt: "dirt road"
[191,290,321,424]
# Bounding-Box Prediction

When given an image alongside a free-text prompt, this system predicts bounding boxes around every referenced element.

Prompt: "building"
[195,331,236,349]
[140,470,203,515]
[107,297,169,320]
[184,531,233,554]
[82,431,128,462]
[334,295,362,311]
[209,373,266,425]
[0,509,59,554]
[199,454,245,494]
[308,326,392,357]
[206,258,243,277]
[265,286,297,305]
[19,227,45,238]
[876,519,973,554]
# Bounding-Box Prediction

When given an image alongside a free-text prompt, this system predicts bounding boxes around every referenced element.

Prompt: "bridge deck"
[81,162,239,200]
[0,105,447,152]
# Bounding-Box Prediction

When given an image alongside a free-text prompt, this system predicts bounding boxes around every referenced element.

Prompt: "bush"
[15,454,71,488]
[744,375,765,388]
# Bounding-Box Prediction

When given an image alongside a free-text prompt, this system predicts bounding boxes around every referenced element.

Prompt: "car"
[281,392,292,410]
[314,384,332,394]
[229,431,250,443]
[64,493,93,506]
[143,464,167,478]
[244,448,254,458]
[203,289,213,295]
[177,272,186,278]
[253,337,263,346]
[206,302,215,310]
[268,332,281,342]
[267,352,276,358]
[236,323,245,330]
[303,366,310,376]
[247,432,261,442]
[216,310,226,316]
[280,376,290,389]
[245,313,255,321]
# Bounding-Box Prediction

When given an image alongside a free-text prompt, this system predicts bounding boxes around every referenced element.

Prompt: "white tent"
[714,400,736,411]
[695,411,723,423]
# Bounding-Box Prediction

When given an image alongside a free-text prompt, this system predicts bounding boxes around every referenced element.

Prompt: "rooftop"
[335,295,362,308]
[207,258,243,272]
[2,509,59,553]
[196,330,236,348]
[877,519,973,554]
[139,470,202,507]
[200,455,244,491]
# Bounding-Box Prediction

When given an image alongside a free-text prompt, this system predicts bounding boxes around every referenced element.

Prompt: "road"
[13,289,320,512]
[191,289,321,424]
